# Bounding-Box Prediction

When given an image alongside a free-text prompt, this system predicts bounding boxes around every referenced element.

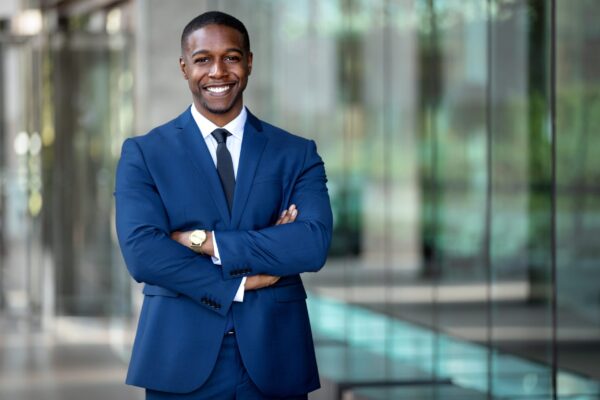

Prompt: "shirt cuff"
[212,232,243,301]
[233,277,246,302]
[211,231,221,265]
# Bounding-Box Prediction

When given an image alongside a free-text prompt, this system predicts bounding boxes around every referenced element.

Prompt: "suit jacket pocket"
[143,284,180,297]
[273,283,307,302]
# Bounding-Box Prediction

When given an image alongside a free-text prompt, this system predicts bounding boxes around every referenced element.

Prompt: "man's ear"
[179,57,188,80]
[247,52,253,75]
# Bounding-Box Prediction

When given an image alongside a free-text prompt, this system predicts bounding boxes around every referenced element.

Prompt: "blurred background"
[1,0,599,399]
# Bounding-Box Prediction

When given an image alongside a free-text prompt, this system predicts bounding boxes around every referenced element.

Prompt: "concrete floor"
[0,314,144,400]
[0,313,477,400]
[0,314,338,400]
[3,293,598,400]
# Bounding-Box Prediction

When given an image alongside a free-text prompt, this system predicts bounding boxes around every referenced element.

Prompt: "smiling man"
[114,11,333,400]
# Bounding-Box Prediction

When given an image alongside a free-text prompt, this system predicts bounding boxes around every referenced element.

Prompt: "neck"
[194,102,243,127]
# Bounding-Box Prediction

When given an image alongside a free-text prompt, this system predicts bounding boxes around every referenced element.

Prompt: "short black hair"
[181,11,250,53]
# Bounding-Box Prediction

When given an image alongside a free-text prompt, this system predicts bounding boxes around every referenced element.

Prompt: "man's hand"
[275,204,297,225]
[170,230,192,248]
[244,204,297,290]
[244,274,281,290]
[169,204,298,291]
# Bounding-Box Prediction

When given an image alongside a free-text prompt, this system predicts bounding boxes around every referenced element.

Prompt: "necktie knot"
[211,128,231,144]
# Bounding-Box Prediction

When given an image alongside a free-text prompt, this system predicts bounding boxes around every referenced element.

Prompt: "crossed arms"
[115,138,332,315]
[171,204,299,290]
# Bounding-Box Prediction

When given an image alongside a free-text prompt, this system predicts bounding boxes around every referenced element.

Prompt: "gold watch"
[189,230,207,252]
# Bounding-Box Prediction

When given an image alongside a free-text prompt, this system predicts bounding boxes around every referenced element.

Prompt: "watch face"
[190,230,206,246]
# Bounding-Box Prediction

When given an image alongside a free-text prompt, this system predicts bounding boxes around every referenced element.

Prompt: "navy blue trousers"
[146,334,308,400]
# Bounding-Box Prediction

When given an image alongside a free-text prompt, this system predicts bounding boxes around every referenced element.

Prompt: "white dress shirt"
[190,104,247,302]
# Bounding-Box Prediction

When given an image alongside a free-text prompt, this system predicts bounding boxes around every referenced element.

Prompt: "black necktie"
[211,128,236,212]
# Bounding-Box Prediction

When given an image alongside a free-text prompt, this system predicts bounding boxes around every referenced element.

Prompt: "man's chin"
[201,99,237,115]
[202,105,227,114]
[200,90,245,116]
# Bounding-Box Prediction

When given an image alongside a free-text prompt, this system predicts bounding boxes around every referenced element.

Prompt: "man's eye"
[224,56,240,62]
[195,57,209,63]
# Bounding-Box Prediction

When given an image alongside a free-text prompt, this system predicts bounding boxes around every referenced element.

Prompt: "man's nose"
[209,60,227,78]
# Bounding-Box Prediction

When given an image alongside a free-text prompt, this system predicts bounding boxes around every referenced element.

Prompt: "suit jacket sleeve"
[114,138,241,316]
[215,140,333,279]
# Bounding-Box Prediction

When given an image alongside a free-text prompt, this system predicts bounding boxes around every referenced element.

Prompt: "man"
[115,11,333,400]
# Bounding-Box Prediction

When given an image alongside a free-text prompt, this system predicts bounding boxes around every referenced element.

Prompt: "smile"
[204,84,234,95]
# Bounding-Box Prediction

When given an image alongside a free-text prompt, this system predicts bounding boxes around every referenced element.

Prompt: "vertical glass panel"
[556,0,600,397]
[423,0,491,392]
[489,0,554,397]
[46,19,133,318]
[0,40,45,317]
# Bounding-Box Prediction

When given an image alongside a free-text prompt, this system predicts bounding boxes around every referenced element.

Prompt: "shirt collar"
[190,104,247,141]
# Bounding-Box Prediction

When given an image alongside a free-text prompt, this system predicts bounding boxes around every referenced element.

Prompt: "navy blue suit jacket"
[114,107,333,397]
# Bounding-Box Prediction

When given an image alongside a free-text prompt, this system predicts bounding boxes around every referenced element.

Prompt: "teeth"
[206,86,230,93]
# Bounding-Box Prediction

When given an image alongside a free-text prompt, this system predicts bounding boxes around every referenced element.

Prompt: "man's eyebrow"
[190,48,244,58]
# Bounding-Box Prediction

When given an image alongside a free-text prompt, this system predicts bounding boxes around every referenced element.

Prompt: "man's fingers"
[283,208,297,223]
[171,231,185,244]
[275,210,288,225]
[266,275,280,287]
[289,206,297,221]
[245,274,280,291]
[275,205,298,225]
[270,276,281,285]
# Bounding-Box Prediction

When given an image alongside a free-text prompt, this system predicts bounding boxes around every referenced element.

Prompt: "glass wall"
[215,0,600,398]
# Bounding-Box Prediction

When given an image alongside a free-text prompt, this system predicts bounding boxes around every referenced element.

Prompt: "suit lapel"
[177,108,231,225]
[230,112,268,229]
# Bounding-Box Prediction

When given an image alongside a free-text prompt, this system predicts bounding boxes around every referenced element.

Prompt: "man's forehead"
[185,24,245,49]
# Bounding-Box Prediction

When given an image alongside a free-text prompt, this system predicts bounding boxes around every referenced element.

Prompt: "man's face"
[180,24,253,125]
